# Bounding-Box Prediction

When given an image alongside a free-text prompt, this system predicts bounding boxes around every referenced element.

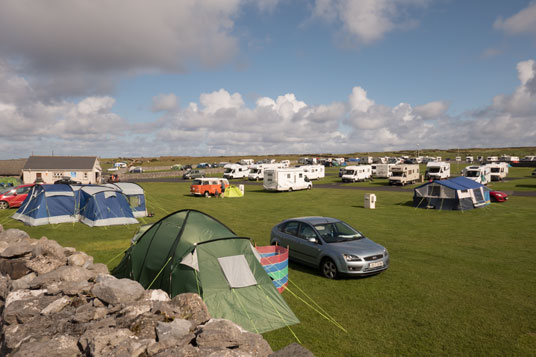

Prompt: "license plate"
[369,261,384,268]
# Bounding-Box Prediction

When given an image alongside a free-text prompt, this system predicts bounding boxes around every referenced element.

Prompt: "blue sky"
[0,0,535,159]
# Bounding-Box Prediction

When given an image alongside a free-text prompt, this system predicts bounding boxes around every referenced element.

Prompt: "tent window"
[473,189,483,201]
[127,195,141,207]
[218,255,257,288]
[428,185,441,197]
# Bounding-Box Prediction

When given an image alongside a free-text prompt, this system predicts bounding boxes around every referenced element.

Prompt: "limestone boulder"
[91,277,145,305]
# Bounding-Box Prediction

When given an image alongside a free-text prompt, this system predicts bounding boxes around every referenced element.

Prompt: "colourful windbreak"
[256,245,289,293]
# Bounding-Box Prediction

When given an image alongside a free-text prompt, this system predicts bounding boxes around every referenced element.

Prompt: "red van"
[0,184,34,209]
[190,178,229,197]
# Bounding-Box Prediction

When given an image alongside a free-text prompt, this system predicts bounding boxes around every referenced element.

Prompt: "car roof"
[281,216,341,225]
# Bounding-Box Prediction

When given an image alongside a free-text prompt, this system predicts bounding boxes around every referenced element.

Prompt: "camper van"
[248,163,284,181]
[223,164,250,179]
[462,165,491,185]
[300,165,325,180]
[389,164,420,186]
[466,156,474,163]
[487,162,509,181]
[280,160,290,168]
[341,165,372,182]
[190,178,229,197]
[374,164,394,178]
[239,159,254,166]
[425,162,450,180]
[263,168,312,192]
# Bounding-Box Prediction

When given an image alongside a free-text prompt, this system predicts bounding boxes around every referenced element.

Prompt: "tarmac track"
[131,177,536,197]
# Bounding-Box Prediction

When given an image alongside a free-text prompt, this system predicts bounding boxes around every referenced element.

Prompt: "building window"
[84,172,88,179]
[53,172,63,178]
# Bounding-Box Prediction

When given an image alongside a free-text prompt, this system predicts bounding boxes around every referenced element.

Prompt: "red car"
[490,190,508,202]
[0,184,34,209]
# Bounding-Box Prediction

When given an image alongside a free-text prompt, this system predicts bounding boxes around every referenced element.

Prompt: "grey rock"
[0,228,30,243]
[5,289,47,308]
[41,296,71,315]
[91,277,145,305]
[119,300,152,320]
[0,240,9,254]
[0,242,34,258]
[0,273,12,299]
[47,280,92,296]
[78,327,134,356]
[152,344,199,357]
[128,313,164,340]
[0,258,31,280]
[25,254,65,275]
[11,272,37,290]
[30,265,95,288]
[270,343,315,357]
[32,236,67,262]
[156,319,193,342]
[12,334,80,357]
[67,251,93,268]
[196,319,272,357]
[171,293,211,325]
[87,263,109,274]
[145,288,170,302]
[73,303,96,323]
[4,293,57,324]
[146,333,196,356]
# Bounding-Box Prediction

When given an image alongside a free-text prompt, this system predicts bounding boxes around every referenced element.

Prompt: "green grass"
[0,182,535,356]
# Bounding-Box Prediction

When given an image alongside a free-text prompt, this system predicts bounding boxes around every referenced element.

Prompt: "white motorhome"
[389,164,420,186]
[248,163,284,181]
[487,162,509,181]
[374,164,394,178]
[499,155,519,162]
[462,165,491,185]
[223,164,250,179]
[425,162,450,180]
[280,160,290,168]
[487,156,499,163]
[466,156,474,163]
[239,159,254,166]
[300,165,325,180]
[341,165,372,182]
[361,156,373,164]
[263,168,312,192]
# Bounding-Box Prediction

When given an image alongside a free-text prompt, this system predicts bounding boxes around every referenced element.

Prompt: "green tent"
[112,209,299,333]
[224,185,244,198]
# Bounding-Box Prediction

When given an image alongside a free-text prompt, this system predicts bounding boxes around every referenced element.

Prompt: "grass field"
[1,171,535,356]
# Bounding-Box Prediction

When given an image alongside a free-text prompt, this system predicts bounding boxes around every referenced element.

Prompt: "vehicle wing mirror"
[307,237,318,243]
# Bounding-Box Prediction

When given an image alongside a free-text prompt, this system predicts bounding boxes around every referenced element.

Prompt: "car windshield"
[314,221,364,243]
[192,179,202,185]
[0,187,13,195]
[465,170,479,177]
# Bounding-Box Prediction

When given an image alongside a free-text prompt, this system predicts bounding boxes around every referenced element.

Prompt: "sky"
[0,0,535,159]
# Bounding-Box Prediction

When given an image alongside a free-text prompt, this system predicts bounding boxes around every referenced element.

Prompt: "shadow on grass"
[396,200,415,207]
[516,184,536,189]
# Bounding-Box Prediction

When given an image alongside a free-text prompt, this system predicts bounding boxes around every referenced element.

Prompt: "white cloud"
[414,101,449,119]
[312,0,428,44]
[199,89,245,114]
[494,2,536,36]
[349,87,375,112]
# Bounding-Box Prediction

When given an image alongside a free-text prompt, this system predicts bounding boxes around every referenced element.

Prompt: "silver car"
[270,216,389,279]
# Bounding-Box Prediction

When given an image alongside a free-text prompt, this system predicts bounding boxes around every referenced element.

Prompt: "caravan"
[462,165,491,185]
[487,162,509,181]
[389,164,420,186]
[248,163,285,181]
[374,164,394,178]
[300,165,325,180]
[223,164,250,179]
[425,162,450,180]
[341,165,372,182]
[263,168,312,192]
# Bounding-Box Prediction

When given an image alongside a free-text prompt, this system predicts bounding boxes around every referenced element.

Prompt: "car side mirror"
[307,237,318,243]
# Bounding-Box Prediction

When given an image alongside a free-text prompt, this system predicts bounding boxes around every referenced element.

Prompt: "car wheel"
[307,185,312,190]
[204,191,210,198]
[321,258,338,279]
[288,187,293,192]
[0,201,8,209]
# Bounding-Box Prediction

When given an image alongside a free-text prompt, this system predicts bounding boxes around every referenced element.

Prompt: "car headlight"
[343,254,362,262]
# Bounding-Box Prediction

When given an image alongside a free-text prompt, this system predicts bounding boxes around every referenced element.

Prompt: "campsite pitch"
[0,175,535,356]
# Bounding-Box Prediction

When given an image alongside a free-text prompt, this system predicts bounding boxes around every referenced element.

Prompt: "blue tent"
[12,184,78,226]
[78,186,138,226]
[413,176,490,210]
[104,182,147,217]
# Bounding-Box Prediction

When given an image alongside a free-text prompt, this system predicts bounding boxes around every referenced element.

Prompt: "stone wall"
[0,225,313,357]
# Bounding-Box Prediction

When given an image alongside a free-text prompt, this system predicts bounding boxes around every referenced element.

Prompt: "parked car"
[54,177,81,185]
[0,184,34,209]
[190,178,229,197]
[182,169,205,180]
[490,190,508,202]
[270,216,389,279]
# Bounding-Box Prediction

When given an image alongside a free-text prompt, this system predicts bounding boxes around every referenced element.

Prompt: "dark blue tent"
[413,176,490,210]
[12,184,78,226]
[78,186,138,226]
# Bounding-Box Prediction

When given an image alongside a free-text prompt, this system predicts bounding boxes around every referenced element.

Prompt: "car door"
[296,223,323,265]
[14,186,30,207]
[277,221,305,262]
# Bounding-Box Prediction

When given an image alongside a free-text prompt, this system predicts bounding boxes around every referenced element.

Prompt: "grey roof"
[282,216,341,225]
[0,159,27,176]
[23,156,98,170]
